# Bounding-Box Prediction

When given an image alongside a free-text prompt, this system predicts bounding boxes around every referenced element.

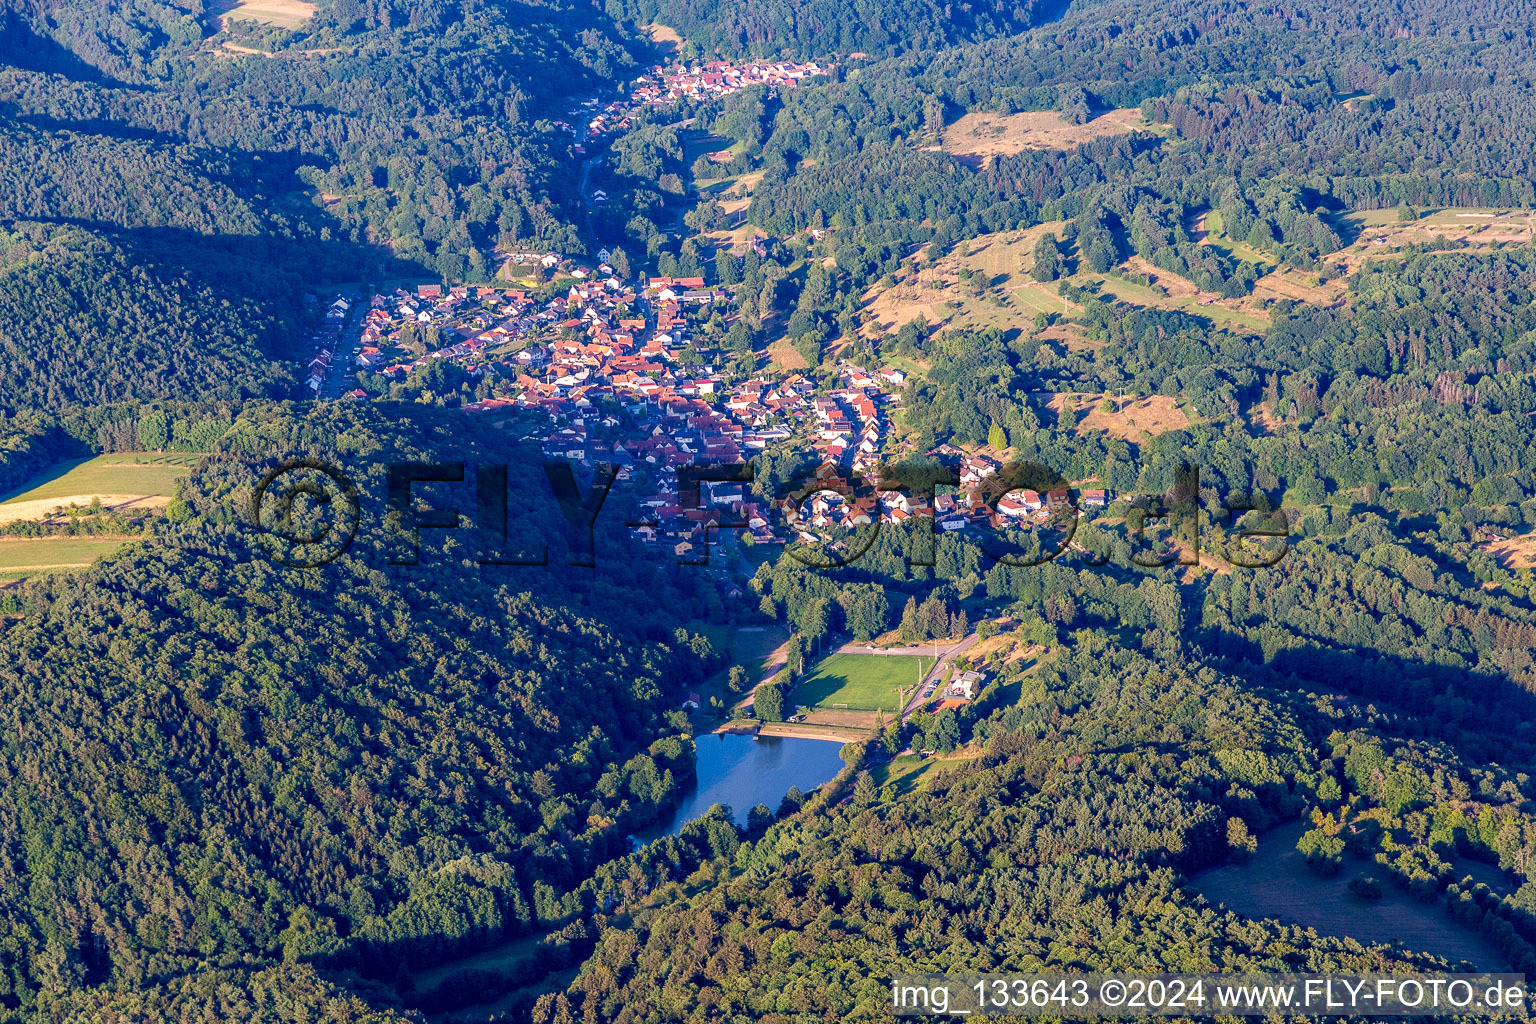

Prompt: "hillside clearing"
[213,0,315,29]
[644,22,683,49]
[860,227,1268,339]
[859,225,1067,338]
[939,108,1152,161]
[1486,534,1536,570]
[0,453,194,526]
[1252,266,1348,307]
[1196,209,1278,265]
[1047,393,1191,441]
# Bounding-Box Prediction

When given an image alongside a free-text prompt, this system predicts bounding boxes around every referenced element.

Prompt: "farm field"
[0,453,195,525]
[1077,269,1271,333]
[793,652,935,712]
[2,453,196,503]
[1251,266,1348,307]
[765,335,811,370]
[0,537,140,579]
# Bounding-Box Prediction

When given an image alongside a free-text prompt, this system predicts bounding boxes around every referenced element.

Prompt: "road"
[899,633,981,721]
[578,156,601,240]
[319,294,364,399]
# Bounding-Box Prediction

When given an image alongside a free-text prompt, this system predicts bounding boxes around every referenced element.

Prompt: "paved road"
[578,156,601,240]
[900,633,981,721]
[319,294,363,399]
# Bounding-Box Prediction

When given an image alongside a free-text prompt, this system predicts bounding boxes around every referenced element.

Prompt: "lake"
[636,731,845,841]
[1188,820,1516,970]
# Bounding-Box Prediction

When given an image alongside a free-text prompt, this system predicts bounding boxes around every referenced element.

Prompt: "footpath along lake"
[636,731,846,841]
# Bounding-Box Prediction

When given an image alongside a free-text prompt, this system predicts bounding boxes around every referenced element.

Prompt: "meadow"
[859,226,1271,341]
[0,453,195,525]
[939,108,1153,159]
[0,536,140,579]
[213,0,315,29]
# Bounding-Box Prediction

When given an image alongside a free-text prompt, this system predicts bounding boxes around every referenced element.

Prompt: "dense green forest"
[0,403,733,1019]
[4,0,1536,1017]
[609,0,1057,59]
[0,0,632,286]
[0,0,660,418]
[0,223,300,414]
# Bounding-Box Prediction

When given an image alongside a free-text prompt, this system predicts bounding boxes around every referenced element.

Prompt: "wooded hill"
[0,402,726,1020]
[0,223,300,416]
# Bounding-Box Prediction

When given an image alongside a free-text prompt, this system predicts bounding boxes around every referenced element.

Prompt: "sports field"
[794,652,935,712]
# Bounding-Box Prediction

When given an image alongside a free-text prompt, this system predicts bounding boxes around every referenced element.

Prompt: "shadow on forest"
[1193,624,1536,765]
[34,218,424,295]
[0,13,132,85]
[4,218,427,378]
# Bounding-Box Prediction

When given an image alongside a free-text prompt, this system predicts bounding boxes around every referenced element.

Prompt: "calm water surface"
[639,732,845,840]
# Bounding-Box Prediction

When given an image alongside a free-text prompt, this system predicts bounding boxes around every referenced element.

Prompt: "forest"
[607,0,1056,59]
[0,402,739,1020]
[0,0,631,292]
[1,0,1536,1018]
[0,223,300,415]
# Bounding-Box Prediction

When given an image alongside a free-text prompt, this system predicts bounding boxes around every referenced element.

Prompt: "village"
[556,57,827,147]
[302,250,1112,565]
